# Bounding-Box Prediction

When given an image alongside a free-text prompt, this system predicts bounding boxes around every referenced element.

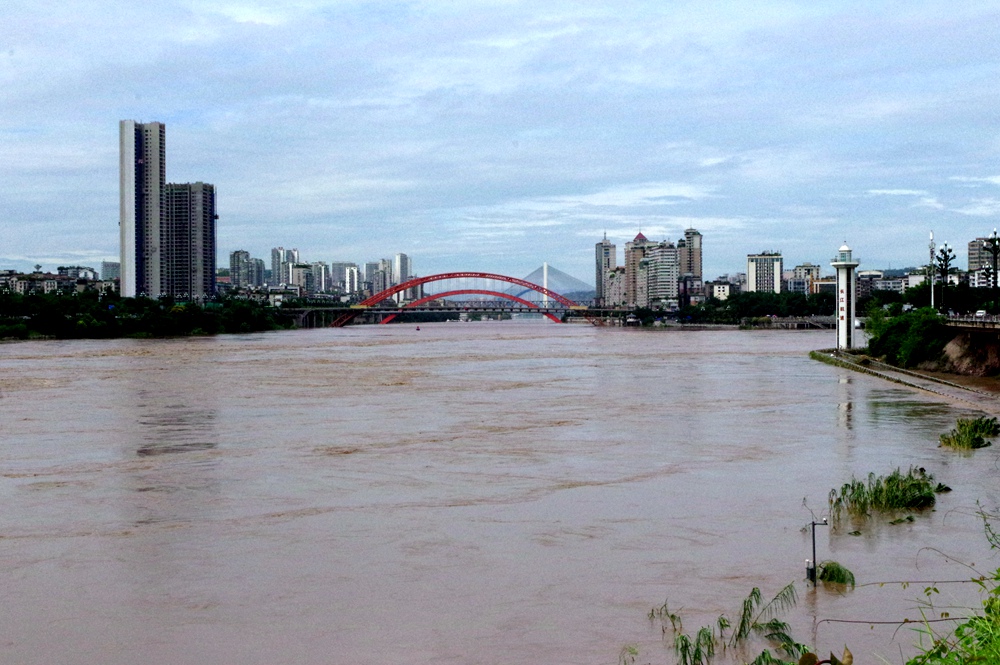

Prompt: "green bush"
[940,416,999,449]
[867,308,952,368]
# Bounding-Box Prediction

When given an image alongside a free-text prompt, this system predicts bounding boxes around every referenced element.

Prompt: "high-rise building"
[393,253,412,285]
[248,258,266,287]
[270,247,299,286]
[624,232,654,307]
[163,182,216,298]
[119,121,216,299]
[969,236,999,273]
[310,262,329,293]
[100,261,120,283]
[370,258,392,296]
[344,265,360,294]
[594,234,616,306]
[230,250,251,289]
[287,264,312,295]
[677,228,702,279]
[605,266,626,306]
[645,241,680,306]
[747,252,783,293]
[119,120,165,297]
[329,262,357,290]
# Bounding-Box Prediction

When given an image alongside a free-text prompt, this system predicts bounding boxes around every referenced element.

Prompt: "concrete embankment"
[810,349,1000,414]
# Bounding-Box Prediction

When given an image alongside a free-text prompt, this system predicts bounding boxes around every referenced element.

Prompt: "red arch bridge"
[283,271,601,327]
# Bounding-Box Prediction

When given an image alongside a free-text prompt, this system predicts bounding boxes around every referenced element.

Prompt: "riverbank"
[811,348,1000,412]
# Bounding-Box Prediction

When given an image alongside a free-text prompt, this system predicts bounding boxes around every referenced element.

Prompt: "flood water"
[1,323,998,665]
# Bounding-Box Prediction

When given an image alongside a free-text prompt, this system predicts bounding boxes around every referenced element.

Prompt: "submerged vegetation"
[828,467,941,522]
[817,561,856,588]
[652,584,807,665]
[939,416,1000,450]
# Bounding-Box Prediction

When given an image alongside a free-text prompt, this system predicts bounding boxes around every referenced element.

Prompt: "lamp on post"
[936,243,955,313]
[806,517,828,585]
[929,231,935,310]
[984,229,1000,290]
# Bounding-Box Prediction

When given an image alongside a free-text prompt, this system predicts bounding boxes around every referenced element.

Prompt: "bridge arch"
[380,289,562,324]
[362,272,578,308]
[331,271,583,327]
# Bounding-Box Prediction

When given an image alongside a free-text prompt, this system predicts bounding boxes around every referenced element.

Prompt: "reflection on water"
[0,327,997,665]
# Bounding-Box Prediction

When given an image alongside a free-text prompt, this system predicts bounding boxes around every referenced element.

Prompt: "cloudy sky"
[3,1,1000,283]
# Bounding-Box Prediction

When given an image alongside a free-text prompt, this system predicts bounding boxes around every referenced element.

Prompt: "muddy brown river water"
[1,324,998,664]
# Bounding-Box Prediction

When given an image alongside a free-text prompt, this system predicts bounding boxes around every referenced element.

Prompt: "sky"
[3,1,1000,285]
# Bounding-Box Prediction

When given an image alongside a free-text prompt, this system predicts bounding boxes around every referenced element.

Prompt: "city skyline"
[3,3,1000,281]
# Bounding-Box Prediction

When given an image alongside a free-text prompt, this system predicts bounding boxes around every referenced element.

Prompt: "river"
[1,323,997,664]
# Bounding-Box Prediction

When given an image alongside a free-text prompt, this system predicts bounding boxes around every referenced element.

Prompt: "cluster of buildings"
[595,229,704,308]
[225,249,422,301]
[596,231,1000,311]
[0,264,120,296]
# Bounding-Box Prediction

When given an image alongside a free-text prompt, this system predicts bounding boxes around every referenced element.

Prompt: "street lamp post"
[929,231,935,310]
[984,229,1000,290]
[806,517,828,585]
[936,243,955,313]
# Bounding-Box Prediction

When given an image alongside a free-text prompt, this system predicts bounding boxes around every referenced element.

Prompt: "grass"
[828,467,940,521]
[654,584,806,665]
[939,416,1000,450]
[817,561,856,588]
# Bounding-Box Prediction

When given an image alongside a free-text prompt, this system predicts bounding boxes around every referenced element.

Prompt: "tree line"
[0,291,292,340]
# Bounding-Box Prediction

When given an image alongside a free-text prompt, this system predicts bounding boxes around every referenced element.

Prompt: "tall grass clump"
[817,561,856,588]
[940,416,999,450]
[829,467,938,521]
[656,584,808,665]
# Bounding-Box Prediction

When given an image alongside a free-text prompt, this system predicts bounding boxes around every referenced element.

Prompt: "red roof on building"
[634,232,648,242]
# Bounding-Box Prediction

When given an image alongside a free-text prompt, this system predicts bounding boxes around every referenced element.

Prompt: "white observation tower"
[831,243,860,350]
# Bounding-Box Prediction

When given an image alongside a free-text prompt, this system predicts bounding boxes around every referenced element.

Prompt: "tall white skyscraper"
[393,253,411,285]
[119,120,165,297]
[344,265,360,294]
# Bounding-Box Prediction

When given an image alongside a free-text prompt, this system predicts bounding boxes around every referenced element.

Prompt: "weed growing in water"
[828,467,941,522]
[939,416,999,449]
[817,561,856,588]
[656,584,808,665]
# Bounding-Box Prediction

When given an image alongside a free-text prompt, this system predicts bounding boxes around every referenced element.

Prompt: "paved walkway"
[813,350,1000,414]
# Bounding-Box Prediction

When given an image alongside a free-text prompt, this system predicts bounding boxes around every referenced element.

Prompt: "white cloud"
[866,189,929,196]
[954,198,1000,217]
[950,176,1000,186]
